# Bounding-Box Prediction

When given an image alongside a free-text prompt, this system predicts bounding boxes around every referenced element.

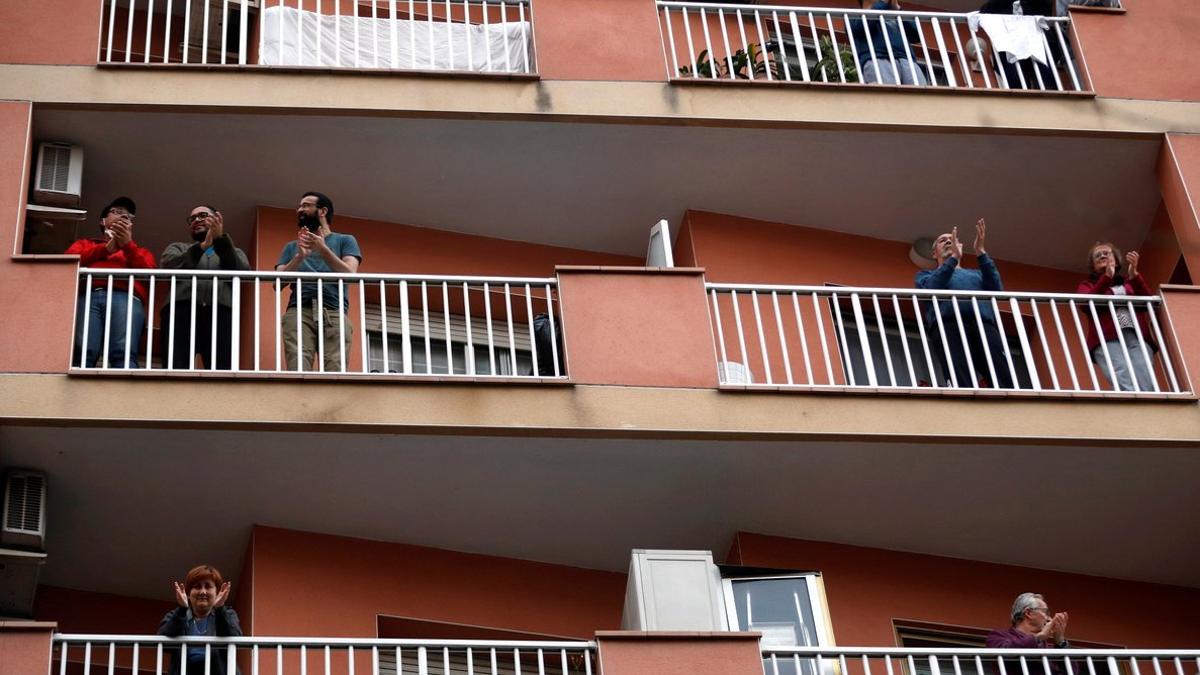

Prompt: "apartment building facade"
[1,1,1199,675]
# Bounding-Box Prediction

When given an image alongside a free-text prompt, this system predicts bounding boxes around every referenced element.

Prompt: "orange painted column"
[1158,286,1200,395]
[0,101,80,373]
[0,621,56,675]
[1159,135,1200,278]
[0,0,100,65]
[596,632,765,675]
[556,268,719,388]
[532,0,666,81]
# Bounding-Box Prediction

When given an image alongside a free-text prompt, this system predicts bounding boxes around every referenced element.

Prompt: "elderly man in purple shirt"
[987,593,1071,675]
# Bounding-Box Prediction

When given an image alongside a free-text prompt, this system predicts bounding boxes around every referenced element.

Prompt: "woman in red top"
[66,197,157,368]
[1076,242,1157,392]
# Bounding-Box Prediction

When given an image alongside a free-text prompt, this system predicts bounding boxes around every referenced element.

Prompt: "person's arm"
[309,232,359,274]
[275,241,303,272]
[125,243,157,269]
[978,253,1003,291]
[985,629,1039,649]
[214,607,243,637]
[1077,274,1114,295]
[212,235,249,271]
[160,242,202,269]
[157,607,188,637]
[916,257,958,289]
[1128,273,1152,296]
[67,239,114,266]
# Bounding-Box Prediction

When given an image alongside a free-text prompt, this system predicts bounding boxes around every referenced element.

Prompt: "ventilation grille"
[4,473,45,535]
[38,145,72,192]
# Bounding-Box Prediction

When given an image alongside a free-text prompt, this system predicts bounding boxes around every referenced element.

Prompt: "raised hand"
[951,226,964,260]
[173,581,189,608]
[973,218,987,256]
[213,581,231,608]
[1125,251,1139,277]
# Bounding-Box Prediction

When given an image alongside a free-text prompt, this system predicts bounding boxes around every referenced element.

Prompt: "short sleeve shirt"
[276,232,363,311]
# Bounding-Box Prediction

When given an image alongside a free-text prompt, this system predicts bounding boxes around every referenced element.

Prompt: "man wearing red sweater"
[66,196,157,368]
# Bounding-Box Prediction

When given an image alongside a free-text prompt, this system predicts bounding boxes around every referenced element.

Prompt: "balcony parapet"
[656,1,1090,94]
[98,0,537,77]
[72,267,564,380]
[761,647,1200,675]
[51,634,595,675]
[706,283,1193,398]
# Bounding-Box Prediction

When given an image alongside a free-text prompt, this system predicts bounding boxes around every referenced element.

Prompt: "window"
[723,574,832,675]
[365,306,534,376]
[832,296,1035,389]
[895,621,989,675]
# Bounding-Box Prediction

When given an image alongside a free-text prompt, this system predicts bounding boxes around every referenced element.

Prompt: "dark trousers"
[996,51,1059,90]
[158,302,234,370]
[932,317,1014,389]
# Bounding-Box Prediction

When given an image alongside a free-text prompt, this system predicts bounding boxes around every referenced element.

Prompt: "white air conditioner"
[33,142,84,208]
[621,549,729,631]
[2,470,47,551]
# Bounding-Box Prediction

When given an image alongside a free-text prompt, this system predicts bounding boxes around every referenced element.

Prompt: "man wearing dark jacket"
[159,205,251,370]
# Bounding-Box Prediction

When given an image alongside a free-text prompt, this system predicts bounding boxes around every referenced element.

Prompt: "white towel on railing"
[260,5,530,72]
[967,12,1050,65]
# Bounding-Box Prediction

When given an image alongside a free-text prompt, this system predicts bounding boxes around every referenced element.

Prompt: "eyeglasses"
[187,212,214,223]
[1029,606,1052,615]
[297,202,318,210]
[108,209,134,220]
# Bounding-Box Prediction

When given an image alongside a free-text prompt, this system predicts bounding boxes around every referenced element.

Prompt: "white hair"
[1011,592,1044,625]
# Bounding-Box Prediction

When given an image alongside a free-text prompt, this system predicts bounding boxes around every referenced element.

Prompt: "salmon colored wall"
[1159,287,1200,394]
[557,269,720,388]
[728,532,1200,649]
[682,211,1099,389]
[249,525,625,639]
[235,529,257,636]
[250,206,638,371]
[0,623,56,675]
[683,210,1082,290]
[1072,0,1200,101]
[0,102,79,373]
[1135,201,1183,291]
[0,0,100,65]
[253,207,639,274]
[1160,135,1200,277]
[533,0,665,81]
[596,633,765,675]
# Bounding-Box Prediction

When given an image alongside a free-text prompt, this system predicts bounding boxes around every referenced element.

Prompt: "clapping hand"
[173,581,189,608]
[201,212,225,249]
[973,218,987,257]
[951,226,964,261]
[213,581,231,608]
[1125,251,1139,277]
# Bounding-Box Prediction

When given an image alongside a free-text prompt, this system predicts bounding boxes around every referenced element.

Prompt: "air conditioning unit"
[2,470,47,551]
[621,549,729,631]
[33,142,84,208]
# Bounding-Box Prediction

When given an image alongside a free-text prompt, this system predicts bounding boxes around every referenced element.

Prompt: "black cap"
[101,196,136,218]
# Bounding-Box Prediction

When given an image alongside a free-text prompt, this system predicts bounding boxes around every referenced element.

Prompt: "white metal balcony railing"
[656,1,1087,92]
[706,284,1192,396]
[51,635,595,675]
[760,647,1200,675]
[99,0,534,74]
[72,268,564,379]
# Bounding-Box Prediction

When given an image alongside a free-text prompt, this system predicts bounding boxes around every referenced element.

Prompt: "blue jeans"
[862,58,929,85]
[1093,329,1156,392]
[74,290,145,368]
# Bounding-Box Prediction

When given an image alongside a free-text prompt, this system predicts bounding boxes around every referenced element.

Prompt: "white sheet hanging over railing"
[260,5,531,73]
